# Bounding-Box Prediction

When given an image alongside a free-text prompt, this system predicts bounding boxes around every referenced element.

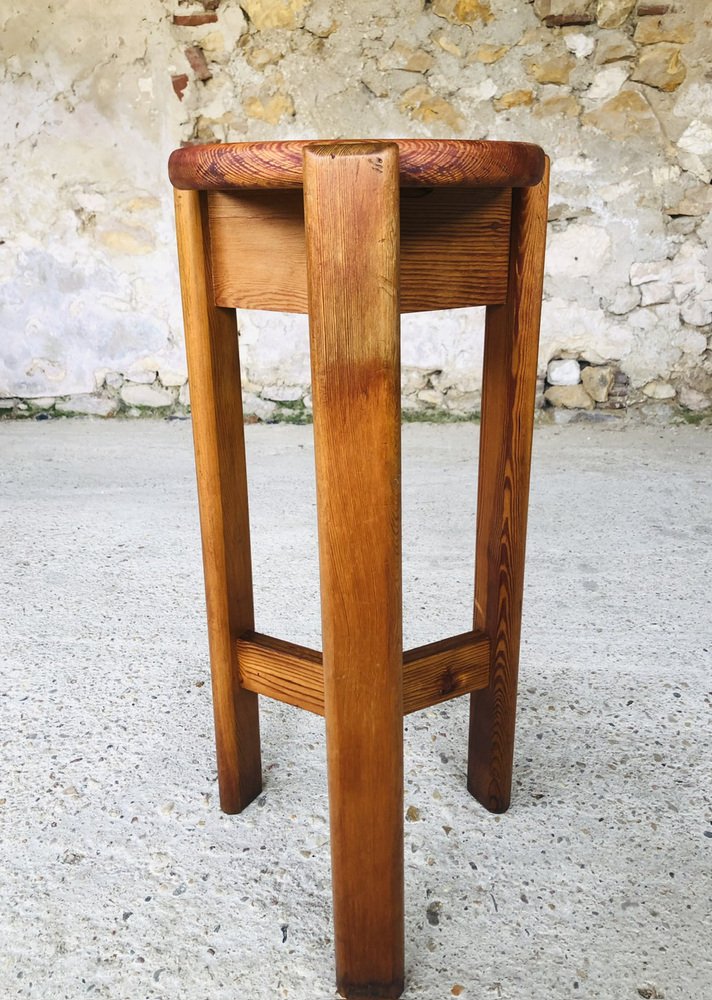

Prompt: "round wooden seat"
[168,138,545,191]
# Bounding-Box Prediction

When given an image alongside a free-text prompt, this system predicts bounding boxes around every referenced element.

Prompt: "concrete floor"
[0,419,710,1000]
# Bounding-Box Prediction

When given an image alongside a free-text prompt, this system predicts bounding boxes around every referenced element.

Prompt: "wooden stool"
[169,139,549,1000]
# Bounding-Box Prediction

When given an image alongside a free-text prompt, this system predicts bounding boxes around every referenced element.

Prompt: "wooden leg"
[173,188,262,814]
[467,160,550,814]
[303,142,404,999]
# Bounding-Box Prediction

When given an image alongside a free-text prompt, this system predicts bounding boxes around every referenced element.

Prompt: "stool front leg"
[303,142,404,999]
[174,188,262,814]
[468,161,550,814]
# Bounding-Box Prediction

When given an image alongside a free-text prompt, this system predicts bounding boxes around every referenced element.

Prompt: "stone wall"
[1,0,710,421]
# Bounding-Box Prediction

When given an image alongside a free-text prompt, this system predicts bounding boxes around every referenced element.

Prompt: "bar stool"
[168,139,549,1000]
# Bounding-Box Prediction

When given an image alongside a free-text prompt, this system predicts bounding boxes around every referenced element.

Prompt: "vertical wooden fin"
[303,142,404,1000]
[468,158,550,814]
[173,188,262,814]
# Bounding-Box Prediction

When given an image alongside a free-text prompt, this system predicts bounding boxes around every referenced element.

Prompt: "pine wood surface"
[171,135,550,999]
[173,188,262,814]
[207,186,511,313]
[169,138,545,191]
[236,630,490,716]
[403,630,490,712]
[304,141,404,999]
[237,632,324,715]
[467,158,551,814]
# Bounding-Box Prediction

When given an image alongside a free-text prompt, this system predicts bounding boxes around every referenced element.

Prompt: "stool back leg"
[467,159,550,814]
[174,188,262,814]
[303,142,404,1000]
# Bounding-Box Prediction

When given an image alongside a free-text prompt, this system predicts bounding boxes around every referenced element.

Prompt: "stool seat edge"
[168,138,545,191]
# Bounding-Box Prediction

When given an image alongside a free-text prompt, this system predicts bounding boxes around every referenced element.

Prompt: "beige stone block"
[99,229,154,255]
[544,384,595,409]
[581,365,615,402]
[527,53,576,84]
[120,384,175,408]
[432,0,494,24]
[123,196,161,214]
[471,44,509,64]
[634,15,693,45]
[361,67,389,98]
[666,185,712,217]
[607,285,641,314]
[533,94,581,117]
[595,0,635,28]
[445,391,480,412]
[493,89,535,111]
[400,85,463,130]
[125,368,157,385]
[302,6,337,37]
[55,395,118,417]
[200,31,225,55]
[240,0,310,30]
[534,0,594,18]
[642,379,676,399]
[594,31,636,64]
[629,260,670,285]
[673,81,712,124]
[403,50,435,73]
[631,43,686,92]
[582,90,659,138]
[436,35,462,57]
[677,120,712,157]
[243,93,295,124]
[159,370,188,388]
[417,388,445,406]
[245,46,282,69]
[672,328,707,356]
[242,392,277,420]
[676,151,711,185]
[680,298,712,327]
[519,26,549,45]
[401,369,429,394]
[679,386,710,412]
[640,281,673,306]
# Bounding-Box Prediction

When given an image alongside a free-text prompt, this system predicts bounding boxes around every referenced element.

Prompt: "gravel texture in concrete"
[1,420,710,1000]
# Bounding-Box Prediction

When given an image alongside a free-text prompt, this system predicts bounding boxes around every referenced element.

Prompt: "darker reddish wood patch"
[171,73,189,100]
[637,3,670,13]
[173,12,218,25]
[543,12,595,25]
[185,44,212,81]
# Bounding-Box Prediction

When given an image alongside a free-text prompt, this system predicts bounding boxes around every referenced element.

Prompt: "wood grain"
[173,188,262,814]
[237,632,324,715]
[169,138,545,191]
[467,157,550,814]
[304,141,404,1000]
[403,631,490,713]
[236,630,490,717]
[208,186,511,313]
